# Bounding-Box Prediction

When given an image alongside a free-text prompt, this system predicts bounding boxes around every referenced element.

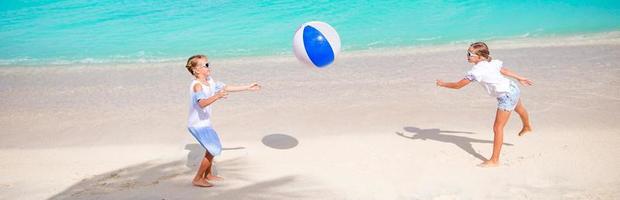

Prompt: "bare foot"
[192,179,213,187]
[477,160,500,168]
[518,126,532,136]
[206,175,223,181]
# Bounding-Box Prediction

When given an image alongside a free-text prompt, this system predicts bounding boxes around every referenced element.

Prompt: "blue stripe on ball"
[303,25,335,67]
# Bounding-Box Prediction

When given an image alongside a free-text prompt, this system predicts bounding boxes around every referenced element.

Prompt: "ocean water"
[1,0,619,66]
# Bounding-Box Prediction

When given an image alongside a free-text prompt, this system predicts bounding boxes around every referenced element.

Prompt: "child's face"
[194,58,211,77]
[467,47,483,64]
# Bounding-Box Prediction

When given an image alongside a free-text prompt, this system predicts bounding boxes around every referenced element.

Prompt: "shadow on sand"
[261,134,299,150]
[49,143,323,200]
[395,126,513,161]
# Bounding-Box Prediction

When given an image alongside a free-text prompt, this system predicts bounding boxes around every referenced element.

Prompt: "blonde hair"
[469,42,492,61]
[185,54,207,76]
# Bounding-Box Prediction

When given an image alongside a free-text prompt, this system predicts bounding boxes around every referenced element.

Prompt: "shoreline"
[1,31,619,69]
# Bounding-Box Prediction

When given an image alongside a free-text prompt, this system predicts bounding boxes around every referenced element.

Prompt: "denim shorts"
[497,82,520,112]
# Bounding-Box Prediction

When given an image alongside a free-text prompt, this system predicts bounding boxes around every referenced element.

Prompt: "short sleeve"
[491,59,503,70]
[192,91,208,103]
[214,81,226,92]
[465,70,481,82]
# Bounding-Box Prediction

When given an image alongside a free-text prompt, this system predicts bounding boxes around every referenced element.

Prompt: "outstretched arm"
[501,67,533,86]
[224,83,261,92]
[436,78,471,89]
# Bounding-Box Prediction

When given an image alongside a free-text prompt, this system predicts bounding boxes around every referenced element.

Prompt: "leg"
[204,153,222,181]
[192,152,213,187]
[479,109,511,167]
[514,99,532,136]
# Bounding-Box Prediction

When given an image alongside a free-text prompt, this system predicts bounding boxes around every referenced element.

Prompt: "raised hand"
[518,78,533,86]
[216,90,228,99]
[248,82,261,91]
[436,79,446,87]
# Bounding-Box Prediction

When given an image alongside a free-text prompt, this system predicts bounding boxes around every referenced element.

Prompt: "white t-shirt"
[465,60,511,97]
[187,77,226,128]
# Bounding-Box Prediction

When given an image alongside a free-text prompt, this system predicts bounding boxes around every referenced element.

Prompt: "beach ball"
[293,21,341,68]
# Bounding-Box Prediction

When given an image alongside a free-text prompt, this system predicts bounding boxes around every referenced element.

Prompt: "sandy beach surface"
[1,33,620,199]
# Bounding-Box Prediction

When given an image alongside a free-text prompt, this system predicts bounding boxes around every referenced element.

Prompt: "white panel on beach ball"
[293,21,341,68]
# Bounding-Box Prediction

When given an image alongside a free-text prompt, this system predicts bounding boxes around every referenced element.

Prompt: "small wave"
[415,36,442,41]
[519,32,531,38]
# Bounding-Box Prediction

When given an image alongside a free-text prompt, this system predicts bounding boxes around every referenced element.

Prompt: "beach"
[1,34,620,199]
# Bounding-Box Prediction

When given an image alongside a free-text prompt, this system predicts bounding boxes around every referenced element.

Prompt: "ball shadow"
[261,134,299,150]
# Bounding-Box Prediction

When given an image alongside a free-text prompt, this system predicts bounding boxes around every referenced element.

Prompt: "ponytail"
[470,42,491,61]
[185,54,207,76]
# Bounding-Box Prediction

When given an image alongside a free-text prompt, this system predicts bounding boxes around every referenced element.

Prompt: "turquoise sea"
[1,0,619,66]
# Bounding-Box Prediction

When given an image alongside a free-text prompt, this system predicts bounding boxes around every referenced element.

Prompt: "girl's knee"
[493,126,504,133]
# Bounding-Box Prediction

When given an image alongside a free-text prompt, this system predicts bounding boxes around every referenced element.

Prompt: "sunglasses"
[467,51,477,57]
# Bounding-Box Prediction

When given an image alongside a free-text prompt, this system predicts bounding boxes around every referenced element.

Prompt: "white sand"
[1,33,620,199]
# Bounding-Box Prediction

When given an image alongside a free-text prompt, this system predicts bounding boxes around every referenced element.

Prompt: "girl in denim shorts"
[436,42,533,167]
